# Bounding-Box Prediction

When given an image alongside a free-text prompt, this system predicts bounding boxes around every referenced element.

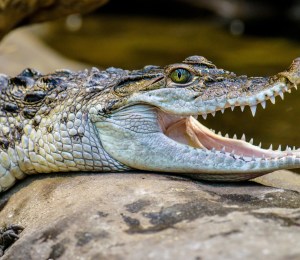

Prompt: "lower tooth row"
[212,130,297,151]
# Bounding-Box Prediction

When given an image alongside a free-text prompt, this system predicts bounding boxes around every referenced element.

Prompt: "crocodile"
[0,55,300,193]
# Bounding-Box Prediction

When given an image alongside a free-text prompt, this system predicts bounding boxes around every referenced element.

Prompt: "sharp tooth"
[278,91,284,100]
[221,147,226,152]
[261,101,266,109]
[293,146,296,151]
[221,109,225,114]
[241,134,246,141]
[202,114,207,120]
[269,144,273,150]
[211,147,216,152]
[278,145,282,151]
[284,86,288,92]
[240,105,245,112]
[218,131,222,136]
[211,129,215,133]
[211,112,216,117]
[233,134,237,139]
[230,150,235,156]
[225,133,229,138]
[258,142,262,148]
[295,85,298,90]
[286,146,292,155]
[250,105,257,117]
[270,96,276,104]
[231,106,235,111]
[249,138,254,144]
[287,89,291,93]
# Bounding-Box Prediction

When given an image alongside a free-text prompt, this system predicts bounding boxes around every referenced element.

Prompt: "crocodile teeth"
[221,109,225,114]
[211,112,216,117]
[240,105,245,112]
[278,91,284,100]
[270,96,276,104]
[233,134,237,139]
[269,144,273,150]
[261,101,266,109]
[202,114,207,120]
[278,145,282,151]
[250,105,257,117]
[218,131,222,136]
[258,142,262,148]
[249,138,254,144]
[286,146,293,155]
[225,133,229,138]
[295,85,298,90]
[231,106,235,111]
[241,134,246,141]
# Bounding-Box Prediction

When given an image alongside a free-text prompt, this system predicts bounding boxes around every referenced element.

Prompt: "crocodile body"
[0,56,300,192]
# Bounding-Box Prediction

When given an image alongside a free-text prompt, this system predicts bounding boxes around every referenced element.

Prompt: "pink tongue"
[165,119,205,149]
[166,116,284,158]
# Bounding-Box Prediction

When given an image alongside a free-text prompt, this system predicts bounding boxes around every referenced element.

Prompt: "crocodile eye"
[170,68,192,84]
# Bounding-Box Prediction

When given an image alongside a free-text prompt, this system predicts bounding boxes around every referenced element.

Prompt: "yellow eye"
[170,68,191,84]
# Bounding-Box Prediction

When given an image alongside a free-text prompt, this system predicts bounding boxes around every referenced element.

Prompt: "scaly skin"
[0,56,300,192]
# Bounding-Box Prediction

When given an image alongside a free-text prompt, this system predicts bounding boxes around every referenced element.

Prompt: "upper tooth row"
[201,82,297,119]
[202,90,285,119]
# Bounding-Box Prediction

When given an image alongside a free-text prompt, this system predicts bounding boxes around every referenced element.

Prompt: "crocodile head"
[91,56,300,180]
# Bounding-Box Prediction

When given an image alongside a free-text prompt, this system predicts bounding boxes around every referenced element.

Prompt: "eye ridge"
[170,68,192,84]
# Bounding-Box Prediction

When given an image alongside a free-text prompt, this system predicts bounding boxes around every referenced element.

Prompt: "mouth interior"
[158,111,292,160]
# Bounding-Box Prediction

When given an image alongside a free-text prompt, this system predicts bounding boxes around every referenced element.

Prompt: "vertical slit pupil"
[177,70,182,79]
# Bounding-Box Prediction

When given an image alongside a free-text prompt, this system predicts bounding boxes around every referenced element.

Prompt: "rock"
[0,0,108,39]
[0,172,299,259]
[0,28,86,75]
[254,170,300,193]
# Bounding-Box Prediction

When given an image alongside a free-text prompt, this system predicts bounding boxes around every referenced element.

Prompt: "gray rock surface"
[0,171,299,259]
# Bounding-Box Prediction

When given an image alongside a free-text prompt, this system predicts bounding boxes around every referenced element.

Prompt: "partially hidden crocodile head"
[90,56,300,180]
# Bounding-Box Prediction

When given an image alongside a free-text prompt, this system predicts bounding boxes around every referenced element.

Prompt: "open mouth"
[158,104,297,162]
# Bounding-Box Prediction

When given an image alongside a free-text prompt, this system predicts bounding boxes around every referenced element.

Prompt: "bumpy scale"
[0,56,300,192]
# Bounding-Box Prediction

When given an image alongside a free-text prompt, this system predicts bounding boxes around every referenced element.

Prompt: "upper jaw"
[128,58,300,119]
